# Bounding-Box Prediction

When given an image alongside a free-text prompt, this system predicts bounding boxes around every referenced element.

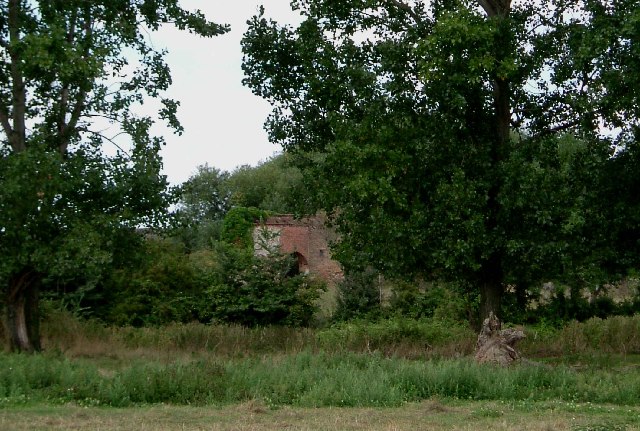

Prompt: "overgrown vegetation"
[204,244,325,327]
[242,0,640,323]
[0,0,228,353]
[1,312,640,409]
[5,2,639,351]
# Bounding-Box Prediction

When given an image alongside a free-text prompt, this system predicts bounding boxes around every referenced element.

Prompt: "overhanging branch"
[0,103,12,139]
[477,0,511,17]
[532,118,581,139]
[383,0,422,23]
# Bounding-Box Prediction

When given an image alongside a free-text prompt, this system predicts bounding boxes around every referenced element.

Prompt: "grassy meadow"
[1,311,640,430]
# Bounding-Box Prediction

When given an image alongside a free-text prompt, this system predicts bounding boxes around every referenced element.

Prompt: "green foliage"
[172,155,303,251]
[333,268,382,321]
[388,282,472,322]
[334,272,474,324]
[0,0,228,350]
[205,245,325,327]
[178,165,231,222]
[174,165,230,250]
[241,0,640,321]
[226,154,303,213]
[497,278,640,326]
[58,223,327,328]
[524,293,639,327]
[220,206,269,249]
[93,238,208,327]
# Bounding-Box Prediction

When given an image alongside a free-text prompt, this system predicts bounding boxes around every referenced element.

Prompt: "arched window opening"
[288,251,309,276]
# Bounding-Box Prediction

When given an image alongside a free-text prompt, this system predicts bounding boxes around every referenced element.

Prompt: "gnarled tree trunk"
[4,269,41,352]
[475,312,524,366]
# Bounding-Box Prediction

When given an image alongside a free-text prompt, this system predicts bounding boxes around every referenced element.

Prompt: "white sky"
[150,1,303,185]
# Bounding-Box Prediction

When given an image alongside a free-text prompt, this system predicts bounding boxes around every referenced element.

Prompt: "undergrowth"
[2,311,640,408]
[1,351,639,408]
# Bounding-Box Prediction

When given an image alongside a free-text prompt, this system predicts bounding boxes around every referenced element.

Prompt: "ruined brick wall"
[253,214,343,285]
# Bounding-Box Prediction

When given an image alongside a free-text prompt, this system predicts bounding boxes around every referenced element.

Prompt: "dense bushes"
[93,239,206,326]
[38,200,324,328]
[205,245,325,327]
[74,235,324,328]
[498,280,640,326]
[333,268,475,325]
[333,268,382,321]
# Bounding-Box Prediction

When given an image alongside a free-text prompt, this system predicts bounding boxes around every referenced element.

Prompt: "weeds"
[1,350,640,408]
[316,317,476,358]
[0,354,227,407]
[519,315,640,357]
[2,311,640,409]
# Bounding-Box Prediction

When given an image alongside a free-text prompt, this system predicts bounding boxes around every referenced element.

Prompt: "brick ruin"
[253,214,343,285]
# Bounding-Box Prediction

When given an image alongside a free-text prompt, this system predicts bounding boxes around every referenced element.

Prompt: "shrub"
[333,268,382,321]
[388,281,471,322]
[519,285,640,326]
[220,207,269,249]
[94,237,207,326]
[205,244,325,327]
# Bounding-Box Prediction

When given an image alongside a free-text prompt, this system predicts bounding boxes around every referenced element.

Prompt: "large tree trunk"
[477,248,504,323]
[479,280,502,323]
[477,0,511,324]
[7,0,27,152]
[4,270,42,353]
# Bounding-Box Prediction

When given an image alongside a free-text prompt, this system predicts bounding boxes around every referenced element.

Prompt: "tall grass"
[0,353,227,407]
[35,310,475,359]
[28,309,640,361]
[1,351,639,408]
[316,318,476,358]
[227,352,640,407]
[37,308,320,359]
[519,315,640,357]
[2,311,640,408]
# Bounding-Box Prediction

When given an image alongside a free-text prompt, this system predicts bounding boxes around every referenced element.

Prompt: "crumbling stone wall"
[254,214,343,285]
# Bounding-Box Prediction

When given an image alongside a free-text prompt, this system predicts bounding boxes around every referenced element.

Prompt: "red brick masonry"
[254,214,343,285]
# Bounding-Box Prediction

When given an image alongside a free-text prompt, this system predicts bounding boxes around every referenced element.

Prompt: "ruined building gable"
[253,214,343,284]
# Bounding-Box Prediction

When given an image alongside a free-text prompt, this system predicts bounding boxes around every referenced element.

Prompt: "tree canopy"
[225,154,303,213]
[173,154,304,250]
[0,0,227,352]
[242,0,640,320]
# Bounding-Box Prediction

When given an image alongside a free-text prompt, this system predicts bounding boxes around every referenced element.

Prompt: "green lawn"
[1,399,638,431]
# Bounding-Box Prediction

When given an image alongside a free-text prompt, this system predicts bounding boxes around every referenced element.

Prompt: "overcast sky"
[150,1,303,185]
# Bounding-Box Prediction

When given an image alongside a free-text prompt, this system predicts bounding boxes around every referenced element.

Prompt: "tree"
[0,0,228,352]
[225,154,304,213]
[242,0,639,321]
[178,165,231,223]
[174,165,231,250]
[173,155,304,250]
